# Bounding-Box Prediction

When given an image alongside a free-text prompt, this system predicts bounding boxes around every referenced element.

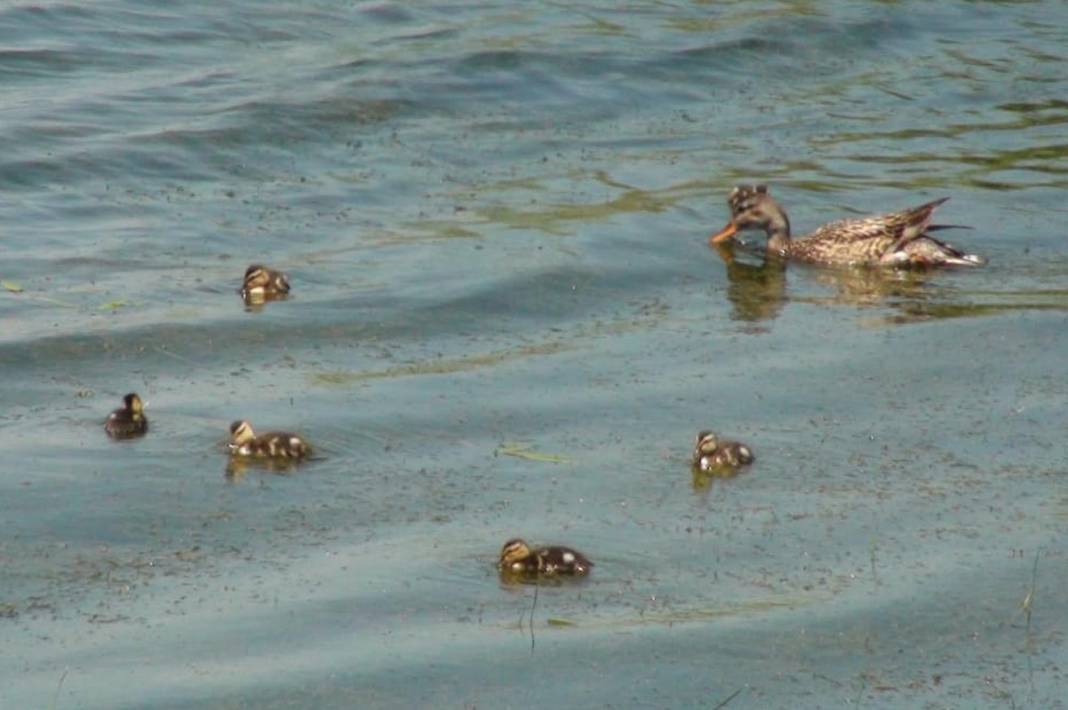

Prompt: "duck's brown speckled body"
[497,538,592,578]
[105,393,148,439]
[693,430,754,472]
[240,264,290,304]
[228,420,310,460]
[710,185,985,268]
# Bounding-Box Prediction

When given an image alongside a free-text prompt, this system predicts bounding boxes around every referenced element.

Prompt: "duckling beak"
[709,221,737,244]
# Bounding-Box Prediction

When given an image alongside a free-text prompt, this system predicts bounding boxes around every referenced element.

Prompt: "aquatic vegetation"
[310,341,571,385]
[497,442,571,464]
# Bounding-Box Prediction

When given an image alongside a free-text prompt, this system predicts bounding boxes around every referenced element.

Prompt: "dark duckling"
[240,264,290,304]
[228,420,310,460]
[693,430,754,472]
[498,538,592,578]
[105,393,148,439]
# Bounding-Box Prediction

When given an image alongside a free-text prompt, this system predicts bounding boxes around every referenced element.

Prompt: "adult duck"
[709,185,985,267]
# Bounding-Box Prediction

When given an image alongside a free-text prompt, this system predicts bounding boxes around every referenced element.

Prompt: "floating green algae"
[497,442,572,464]
[310,341,572,385]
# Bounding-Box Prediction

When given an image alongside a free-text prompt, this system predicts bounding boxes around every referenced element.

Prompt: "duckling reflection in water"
[692,430,753,473]
[240,264,290,306]
[498,538,592,582]
[225,455,300,481]
[105,393,148,439]
[228,420,310,460]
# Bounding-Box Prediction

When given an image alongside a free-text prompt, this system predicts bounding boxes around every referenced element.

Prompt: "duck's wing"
[797,197,957,262]
[795,215,907,263]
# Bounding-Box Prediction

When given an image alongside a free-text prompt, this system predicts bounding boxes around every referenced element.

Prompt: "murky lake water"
[3,1,1067,707]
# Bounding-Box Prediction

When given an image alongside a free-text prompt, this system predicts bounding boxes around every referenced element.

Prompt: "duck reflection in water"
[712,240,940,324]
[713,241,788,323]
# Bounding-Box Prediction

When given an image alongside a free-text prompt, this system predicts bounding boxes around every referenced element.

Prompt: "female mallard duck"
[105,393,148,439]
[228,420,310,460]
[498,538,592,578]
[240,264,290,304]
[710,185,985,267]
[693,430,753,472]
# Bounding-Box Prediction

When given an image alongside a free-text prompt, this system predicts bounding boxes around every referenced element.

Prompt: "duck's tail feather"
[889,197,951,250]
[882,233,987,268]
[941,252,987,267]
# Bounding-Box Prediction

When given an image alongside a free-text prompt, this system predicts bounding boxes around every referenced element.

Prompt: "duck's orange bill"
[709,222,737,244]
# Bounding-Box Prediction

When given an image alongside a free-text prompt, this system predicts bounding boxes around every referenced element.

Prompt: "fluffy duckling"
[240,264,290,304]
[105,393,148,439]
[498,538,592,578]
[228,420,310,460]
[693,430,754,472]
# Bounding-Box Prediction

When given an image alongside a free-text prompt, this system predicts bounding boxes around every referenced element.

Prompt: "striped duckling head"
[498,538,534,571]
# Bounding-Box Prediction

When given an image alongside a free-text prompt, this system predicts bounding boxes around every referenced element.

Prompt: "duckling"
[228,420,310,460]
[693,430,754,472]
[240,264,290,304]
[105,393,148,439]
[498,538,592,578]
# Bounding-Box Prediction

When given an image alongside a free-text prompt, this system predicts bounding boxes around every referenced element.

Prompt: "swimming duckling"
[498,538,593,578]
[105,393,148,439]
[228,420,310,460]
[240,264,290,304]
[693,430,754,472]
